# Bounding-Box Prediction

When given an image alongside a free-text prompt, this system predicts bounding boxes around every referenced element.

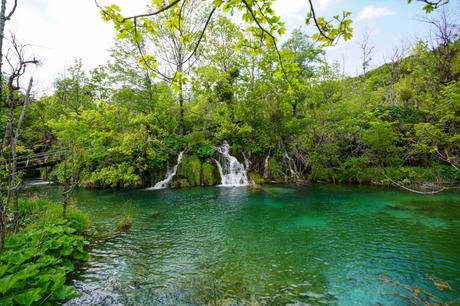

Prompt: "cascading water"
[263,154,270,179]
[284,151,298,177]
[214,142,249,187]
[149,151,184,190]
[242,152,251,171]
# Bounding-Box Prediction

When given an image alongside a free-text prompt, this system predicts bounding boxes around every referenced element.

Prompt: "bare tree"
[0,0,18,251]
[422,7,459,84]
[10,77,33,231]
[0,34,38,237]
[359,31,374,77]
[0,0,17,105]
[384,42,410,105]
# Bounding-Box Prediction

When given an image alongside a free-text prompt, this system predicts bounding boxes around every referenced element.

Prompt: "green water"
[35,184,460,305]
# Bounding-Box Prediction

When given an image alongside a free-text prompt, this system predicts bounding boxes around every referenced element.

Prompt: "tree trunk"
[292,102,298,117]
[0,0,17,107]
[62,157,69,218]
[0,193,5,251]
[200,161,204,187]
[179,89,185,135]
[178,61,185,135]
[11,77,33,232]
[0,0,5,107]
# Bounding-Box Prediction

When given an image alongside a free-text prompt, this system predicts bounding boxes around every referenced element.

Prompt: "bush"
[0,220,89,305]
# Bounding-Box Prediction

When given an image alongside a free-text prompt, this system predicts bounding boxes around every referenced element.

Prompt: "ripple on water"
[55,185,460,305]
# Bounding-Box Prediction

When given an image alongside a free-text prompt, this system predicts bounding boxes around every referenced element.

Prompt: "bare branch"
[5,0,17,20]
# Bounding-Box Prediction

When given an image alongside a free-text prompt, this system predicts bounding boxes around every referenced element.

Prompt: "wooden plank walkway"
[3,149,68,170]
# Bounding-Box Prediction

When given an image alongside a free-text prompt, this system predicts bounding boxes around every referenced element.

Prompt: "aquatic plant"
[116,214,133,232]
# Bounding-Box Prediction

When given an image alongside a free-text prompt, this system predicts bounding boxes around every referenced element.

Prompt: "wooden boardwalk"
[4,149,68,170]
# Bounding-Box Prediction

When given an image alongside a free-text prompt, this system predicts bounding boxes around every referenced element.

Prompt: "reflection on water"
[27,184,460,305]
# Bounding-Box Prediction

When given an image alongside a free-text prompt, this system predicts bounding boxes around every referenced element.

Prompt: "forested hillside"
[16,22,459,190]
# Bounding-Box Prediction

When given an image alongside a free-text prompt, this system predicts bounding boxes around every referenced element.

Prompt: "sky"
[6,0,460,95]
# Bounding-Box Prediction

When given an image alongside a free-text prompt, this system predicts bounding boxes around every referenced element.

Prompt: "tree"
[0,0,17,105]
[359,32,374,77]
[0,34,38,242]
[282,29,323,115]
[141,0,214,135]
[422,7,460,84]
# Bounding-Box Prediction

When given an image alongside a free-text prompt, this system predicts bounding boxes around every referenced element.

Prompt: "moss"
[203,161,219,186]
[175,155,201,187]
[175,178,191,188]
[174,155,220,187]
[249,172,266,184]
[268,158,284,181]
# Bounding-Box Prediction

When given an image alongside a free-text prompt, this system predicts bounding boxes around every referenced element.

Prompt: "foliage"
[0,200,90,305]
[14,13,460,190]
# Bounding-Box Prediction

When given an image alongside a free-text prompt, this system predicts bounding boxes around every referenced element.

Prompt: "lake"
[29,184,460,305]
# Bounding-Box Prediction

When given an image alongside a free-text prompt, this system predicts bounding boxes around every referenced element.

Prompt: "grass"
[115,214,133,232]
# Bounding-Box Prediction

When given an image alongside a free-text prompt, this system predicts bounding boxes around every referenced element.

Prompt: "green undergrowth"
[0,198,91,305]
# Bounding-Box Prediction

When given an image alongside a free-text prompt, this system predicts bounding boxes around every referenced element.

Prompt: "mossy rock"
[175,155,201,187]
[173,155,220,187]
[249,172,267,184]
[175,178,191,188]
[203,161,221,186]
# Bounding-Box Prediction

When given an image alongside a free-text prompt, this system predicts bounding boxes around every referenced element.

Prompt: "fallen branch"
[380,170,458,195]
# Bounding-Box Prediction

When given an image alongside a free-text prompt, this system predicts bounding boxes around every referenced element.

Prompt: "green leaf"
[13,288,42,306]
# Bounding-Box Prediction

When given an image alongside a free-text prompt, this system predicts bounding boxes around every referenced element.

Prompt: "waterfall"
[214,142,249,187]
[149,151,184,190]
[242,152,251,170]
[284,151,298,177]
[263,154,270,179]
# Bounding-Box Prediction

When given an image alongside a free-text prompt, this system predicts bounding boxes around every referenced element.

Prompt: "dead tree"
[384,42,410,105]
[0,0,17,106]
[10,77,33,231]
[0,0,18,251]
[422,7,459,84]
[358,32,374,106]
[359,31,374,77]
[0,34,38,235]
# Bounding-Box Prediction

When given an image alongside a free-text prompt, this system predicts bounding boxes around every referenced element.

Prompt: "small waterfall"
[214,142,249,186]
[263,154,270,179]
[242,152,251,170]
[150,151,184,190]
[284,151,298,177]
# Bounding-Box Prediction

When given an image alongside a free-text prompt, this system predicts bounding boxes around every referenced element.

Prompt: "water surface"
[32,184,460,305]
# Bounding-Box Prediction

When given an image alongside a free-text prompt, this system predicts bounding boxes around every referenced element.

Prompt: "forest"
[16,5,460,190]
[0,0,459,305]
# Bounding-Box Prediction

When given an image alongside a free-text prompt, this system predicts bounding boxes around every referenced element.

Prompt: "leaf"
[13,288,42,306]
[53,285,77,300]
[0,274,15,294]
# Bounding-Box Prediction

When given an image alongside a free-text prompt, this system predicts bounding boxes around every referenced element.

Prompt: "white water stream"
[214,142,249,187]
[148,151,184,190]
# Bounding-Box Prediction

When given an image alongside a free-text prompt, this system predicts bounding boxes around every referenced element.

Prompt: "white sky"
[6,0,459,95]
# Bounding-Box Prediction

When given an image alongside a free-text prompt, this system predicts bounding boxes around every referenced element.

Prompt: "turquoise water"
[34,184,460,305]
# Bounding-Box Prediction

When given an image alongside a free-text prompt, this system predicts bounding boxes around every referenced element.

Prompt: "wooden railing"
[3,149,68,170]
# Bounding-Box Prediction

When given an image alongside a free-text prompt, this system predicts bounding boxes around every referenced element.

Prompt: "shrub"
[0,220,89,305]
